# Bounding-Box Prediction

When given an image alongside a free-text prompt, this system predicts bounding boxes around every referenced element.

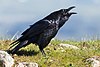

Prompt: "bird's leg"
[40,49,46,56]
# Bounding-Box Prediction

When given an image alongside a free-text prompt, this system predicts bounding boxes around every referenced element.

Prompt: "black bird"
[9,6,77,55]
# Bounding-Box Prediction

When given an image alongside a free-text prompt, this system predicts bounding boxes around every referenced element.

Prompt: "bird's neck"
[58,19,68,28]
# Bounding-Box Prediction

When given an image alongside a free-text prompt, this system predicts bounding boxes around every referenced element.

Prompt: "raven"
[9,6,77,55]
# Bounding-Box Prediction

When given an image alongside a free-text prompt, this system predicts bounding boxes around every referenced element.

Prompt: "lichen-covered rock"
[0,50,14,67]
[86,56,100,67]
[15,62,38,67]
[59,43,79,49]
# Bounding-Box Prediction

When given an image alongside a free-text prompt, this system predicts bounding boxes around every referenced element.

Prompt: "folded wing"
[20,20,50,40]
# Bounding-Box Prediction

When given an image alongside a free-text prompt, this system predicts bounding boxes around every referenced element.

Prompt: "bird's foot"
[41,50,46,57]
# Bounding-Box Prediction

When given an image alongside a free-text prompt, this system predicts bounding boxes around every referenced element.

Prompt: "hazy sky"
[0,0,100,40]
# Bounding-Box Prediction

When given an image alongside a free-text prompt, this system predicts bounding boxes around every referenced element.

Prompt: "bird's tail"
[9,39,20,50]
[8,40,29,54]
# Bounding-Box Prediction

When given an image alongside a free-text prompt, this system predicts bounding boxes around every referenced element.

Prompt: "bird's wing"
[21,20,50,39]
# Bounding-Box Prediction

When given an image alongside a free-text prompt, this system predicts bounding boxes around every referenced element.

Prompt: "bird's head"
[59,6,77,21]
[56,6,77,28]
[43,6,76,21]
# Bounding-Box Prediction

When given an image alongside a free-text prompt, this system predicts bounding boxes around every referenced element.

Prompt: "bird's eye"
[62,9,66,13]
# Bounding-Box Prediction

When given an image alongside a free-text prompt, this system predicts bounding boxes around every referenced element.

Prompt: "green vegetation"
[0,40,100,67]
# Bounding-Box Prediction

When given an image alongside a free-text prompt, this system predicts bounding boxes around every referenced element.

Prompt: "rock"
[0,50,14,67]
[15,62,38,67]
[59,43,79,50]
[0,50,38,67]
[86,56,100,67]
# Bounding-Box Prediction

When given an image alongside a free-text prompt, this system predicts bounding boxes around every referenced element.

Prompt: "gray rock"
[15,62,38,67]
[86,56,100,67]
[0,50,14,67]
[59,43,79,50]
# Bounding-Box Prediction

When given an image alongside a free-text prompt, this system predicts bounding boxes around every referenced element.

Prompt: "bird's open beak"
[67,6,77,15]
[67,6,76,12]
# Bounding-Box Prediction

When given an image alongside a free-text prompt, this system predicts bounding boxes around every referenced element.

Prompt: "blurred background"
[0,0,100,41]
